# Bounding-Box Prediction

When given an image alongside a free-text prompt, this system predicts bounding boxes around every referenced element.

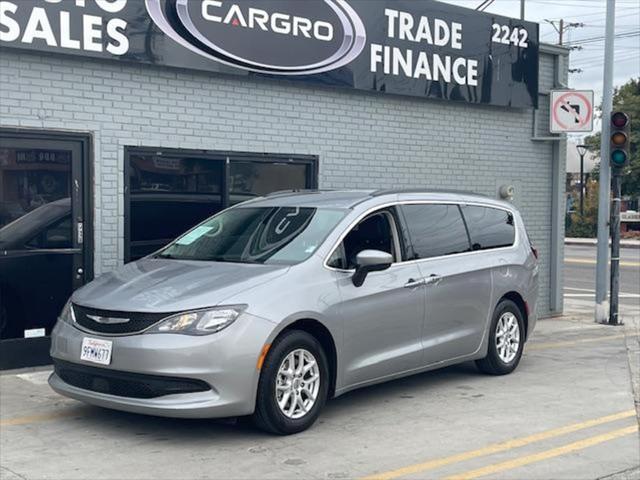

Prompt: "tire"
[476,299,525,375]
[252,330,329,435]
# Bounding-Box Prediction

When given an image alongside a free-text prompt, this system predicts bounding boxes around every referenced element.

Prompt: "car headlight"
[147,305,247,335]
[59,299,75,325]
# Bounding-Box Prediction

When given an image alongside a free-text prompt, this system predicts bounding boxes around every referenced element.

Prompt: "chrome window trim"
[323,199,519,273]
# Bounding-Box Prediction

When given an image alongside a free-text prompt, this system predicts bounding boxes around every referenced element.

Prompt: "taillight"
[531,246,539,259]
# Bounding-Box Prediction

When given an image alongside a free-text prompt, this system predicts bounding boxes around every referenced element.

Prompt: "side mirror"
[352,249,393,287]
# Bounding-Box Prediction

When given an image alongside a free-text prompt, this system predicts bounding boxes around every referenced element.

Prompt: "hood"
[72,258,289,313]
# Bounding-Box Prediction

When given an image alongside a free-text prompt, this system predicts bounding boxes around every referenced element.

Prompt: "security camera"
[499,184,515,200]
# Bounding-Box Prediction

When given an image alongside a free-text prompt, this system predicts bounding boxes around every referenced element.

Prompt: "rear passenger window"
[400,204,471,259]
[462,206,515,250]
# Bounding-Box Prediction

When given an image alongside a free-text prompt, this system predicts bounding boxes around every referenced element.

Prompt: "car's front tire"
[252,330,329,435]
[476,299,525,375]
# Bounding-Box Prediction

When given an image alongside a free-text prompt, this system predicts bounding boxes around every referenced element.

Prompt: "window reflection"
[0,148,71,229]
[230,162,308,202]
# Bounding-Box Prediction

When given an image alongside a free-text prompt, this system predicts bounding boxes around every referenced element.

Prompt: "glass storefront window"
[230,161,309,202]
[0,148,71,229]
[0,140,80,344]
[126,150,316,261]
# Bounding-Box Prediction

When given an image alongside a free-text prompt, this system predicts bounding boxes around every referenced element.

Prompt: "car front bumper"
[48,312,275,419]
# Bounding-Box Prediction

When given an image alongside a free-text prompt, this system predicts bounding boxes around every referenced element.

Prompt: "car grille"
[54,360,210,399]
[73,304,172,335]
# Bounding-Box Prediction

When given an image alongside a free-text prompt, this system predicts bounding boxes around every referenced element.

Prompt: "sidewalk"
[566,237,640,249]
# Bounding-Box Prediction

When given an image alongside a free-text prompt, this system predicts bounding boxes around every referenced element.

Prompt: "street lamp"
[576,144,589,216]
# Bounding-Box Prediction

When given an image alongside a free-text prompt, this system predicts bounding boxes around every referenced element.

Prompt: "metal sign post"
[595,0,616,324]
[609,169,622,325]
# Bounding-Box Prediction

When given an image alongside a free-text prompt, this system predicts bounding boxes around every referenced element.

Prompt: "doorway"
[0,129,92,370]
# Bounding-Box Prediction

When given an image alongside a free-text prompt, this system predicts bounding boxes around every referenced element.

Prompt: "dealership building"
[0,0,568,369]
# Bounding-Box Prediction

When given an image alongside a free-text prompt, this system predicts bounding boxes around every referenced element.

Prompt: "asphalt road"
[564,244,640,308]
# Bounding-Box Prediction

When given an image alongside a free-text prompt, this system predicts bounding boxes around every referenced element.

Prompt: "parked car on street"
[49,189,539,434]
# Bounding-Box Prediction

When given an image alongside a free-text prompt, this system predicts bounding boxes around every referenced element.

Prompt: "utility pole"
[595,0,616,324]
[520,0,525,21]
[544,19,584,46]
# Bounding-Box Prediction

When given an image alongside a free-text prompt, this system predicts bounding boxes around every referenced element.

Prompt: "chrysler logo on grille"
[145,0,366,75]
[87,314,130,325]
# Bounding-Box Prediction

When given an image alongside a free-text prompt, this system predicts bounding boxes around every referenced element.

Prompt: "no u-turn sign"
[550,90,595,133]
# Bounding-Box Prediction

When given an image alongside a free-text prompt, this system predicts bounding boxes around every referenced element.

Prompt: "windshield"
[156,206,346,265]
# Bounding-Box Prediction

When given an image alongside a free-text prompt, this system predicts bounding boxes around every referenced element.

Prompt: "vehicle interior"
[330,210,398,269]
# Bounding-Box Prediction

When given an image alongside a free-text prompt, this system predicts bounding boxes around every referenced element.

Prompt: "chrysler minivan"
[49,189,539,434]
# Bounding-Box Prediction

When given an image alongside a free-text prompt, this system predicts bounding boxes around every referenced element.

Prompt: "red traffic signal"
[610,112,630,168]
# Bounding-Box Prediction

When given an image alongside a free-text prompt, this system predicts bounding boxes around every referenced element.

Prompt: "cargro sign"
[0,0,540,108]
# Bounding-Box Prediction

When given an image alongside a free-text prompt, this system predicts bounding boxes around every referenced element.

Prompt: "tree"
[584,78,640,197]
[566,179,599,238]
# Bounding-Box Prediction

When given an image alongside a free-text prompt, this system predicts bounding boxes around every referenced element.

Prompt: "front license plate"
[80,337,112,366]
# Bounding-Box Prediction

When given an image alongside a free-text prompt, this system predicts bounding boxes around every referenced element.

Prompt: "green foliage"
[565,180,599,238]
[583,78,640,197]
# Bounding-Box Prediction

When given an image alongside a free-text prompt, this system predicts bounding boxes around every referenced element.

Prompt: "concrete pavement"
[1,301,639,480]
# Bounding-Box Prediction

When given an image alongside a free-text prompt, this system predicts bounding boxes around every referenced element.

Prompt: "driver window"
[328,211,397,270]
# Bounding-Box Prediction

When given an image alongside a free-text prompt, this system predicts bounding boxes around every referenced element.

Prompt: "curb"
[565,238,640,249]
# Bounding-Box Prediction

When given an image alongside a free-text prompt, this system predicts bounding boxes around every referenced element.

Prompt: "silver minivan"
[50,189,539,434]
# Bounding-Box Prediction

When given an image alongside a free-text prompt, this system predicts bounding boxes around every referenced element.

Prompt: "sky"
[437,0,640,139]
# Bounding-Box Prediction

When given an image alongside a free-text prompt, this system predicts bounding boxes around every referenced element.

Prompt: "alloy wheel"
[495,312,520,363]
[275,348,320,419]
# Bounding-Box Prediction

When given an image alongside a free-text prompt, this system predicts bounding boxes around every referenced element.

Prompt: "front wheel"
[476,300,525,375]
[252,330,329,435]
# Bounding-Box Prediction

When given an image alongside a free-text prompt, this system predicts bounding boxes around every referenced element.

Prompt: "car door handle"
[404,278,426,288]
[425,275,442,286]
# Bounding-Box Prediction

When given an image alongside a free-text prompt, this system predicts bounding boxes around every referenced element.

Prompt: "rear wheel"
[252,330,329,435]
[476,300,525,375]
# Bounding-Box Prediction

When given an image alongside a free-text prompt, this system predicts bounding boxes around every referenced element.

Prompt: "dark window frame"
[124,147,318,262]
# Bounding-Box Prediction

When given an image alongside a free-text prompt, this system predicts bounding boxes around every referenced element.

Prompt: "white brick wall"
[0,49,566,315]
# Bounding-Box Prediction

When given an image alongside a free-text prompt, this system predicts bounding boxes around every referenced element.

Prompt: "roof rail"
[264,189,335,197]
[371,188,487,197]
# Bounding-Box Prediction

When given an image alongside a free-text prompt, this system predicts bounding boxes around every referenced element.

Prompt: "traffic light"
[610,111,630,169]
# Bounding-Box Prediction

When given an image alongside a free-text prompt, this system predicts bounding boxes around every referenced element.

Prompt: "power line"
[475,0,495,12]
[564,30,640,46]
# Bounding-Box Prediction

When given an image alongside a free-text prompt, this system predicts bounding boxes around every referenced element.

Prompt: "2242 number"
[492,24,529,48]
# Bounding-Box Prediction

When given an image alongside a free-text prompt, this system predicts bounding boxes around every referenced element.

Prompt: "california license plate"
[80,337,112,366]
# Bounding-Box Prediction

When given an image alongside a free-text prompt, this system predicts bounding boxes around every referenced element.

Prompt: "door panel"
[417,258,492,365]
[338,263,425,386]
[0,136,85,354]
[397,203,491,365]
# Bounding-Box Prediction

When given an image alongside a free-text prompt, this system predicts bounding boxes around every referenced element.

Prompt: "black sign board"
[0,0,539,108]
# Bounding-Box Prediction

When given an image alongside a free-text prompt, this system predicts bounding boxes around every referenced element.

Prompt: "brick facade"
[0,48,567,316]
